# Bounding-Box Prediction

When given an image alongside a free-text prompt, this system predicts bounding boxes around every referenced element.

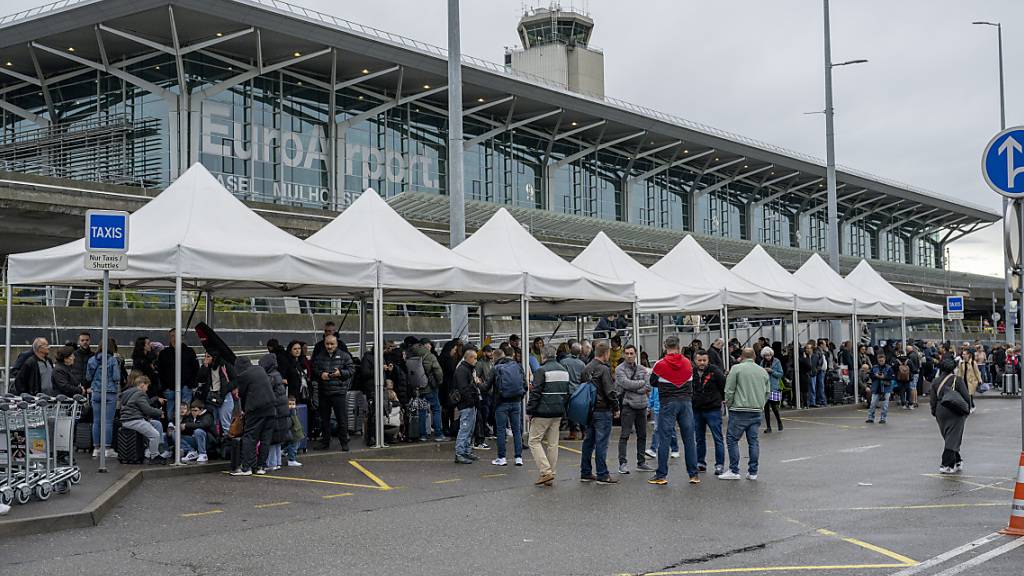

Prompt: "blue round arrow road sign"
[983,126,1024,198]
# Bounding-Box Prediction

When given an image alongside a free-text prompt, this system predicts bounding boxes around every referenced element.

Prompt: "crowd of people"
[6,321,1011,478]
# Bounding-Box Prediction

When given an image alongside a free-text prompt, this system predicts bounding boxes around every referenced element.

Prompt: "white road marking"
[930,536,1024,576]
[781,456,814,463]
[840,444,882,453]
[886,532,1004,576]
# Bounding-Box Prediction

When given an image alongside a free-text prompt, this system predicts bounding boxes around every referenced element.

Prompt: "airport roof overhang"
[0,0,999,244]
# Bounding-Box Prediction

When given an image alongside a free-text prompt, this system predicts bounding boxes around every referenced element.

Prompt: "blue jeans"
[455,407,477,456]
[283,441,299,462]
[419,392,445,440]
[807,373,824,406]
[868,392,890,421]
[181,428,209,455]
[727,410,761,475]
[267,444,282,467]
[218,393,234,435]
[581,410,613,478]
[655,400,698,479]
[91,392,117,448]
[493,401,522,459]
[650,410,678,453]
[694,408,724,469]
[164,388,194,421]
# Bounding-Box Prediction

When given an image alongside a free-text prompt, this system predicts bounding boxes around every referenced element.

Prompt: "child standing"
[283,396,305,467]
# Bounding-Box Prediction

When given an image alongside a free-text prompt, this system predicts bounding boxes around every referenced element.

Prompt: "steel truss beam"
[463,108,561,149]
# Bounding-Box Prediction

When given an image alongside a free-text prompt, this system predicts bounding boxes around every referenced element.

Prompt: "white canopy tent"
[305,189,526,447]
[5,164,380,463]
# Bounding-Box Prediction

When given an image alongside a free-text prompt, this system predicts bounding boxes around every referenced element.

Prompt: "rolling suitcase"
[1004,373,1020,396]
[831,380,848,404]
[406,409,421,441]
[116,427,147,464]
[227,437,242,470]
[346,390,365,435]
[75,421,93,452]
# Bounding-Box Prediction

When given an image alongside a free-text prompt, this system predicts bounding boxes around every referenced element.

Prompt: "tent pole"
[358,298,366,357]
[520,293,530,432]
[792,299,801,410]
[941,316,946,343]
[657,314,664,351]
[632,299,639,349]
[900,303,907,350]
[478,303,486,344]
[4,282,11,395]
[852,302,859,405]
[174,274,182,466]
[576,315,583,342]
[723,304,730,372]
[374,288,385,449]
[204,291,213,327]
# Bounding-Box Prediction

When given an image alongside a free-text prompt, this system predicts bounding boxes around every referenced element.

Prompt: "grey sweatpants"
[122,418,166,458]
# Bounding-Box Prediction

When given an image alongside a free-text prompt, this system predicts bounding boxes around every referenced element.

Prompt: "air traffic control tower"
[505,4,605,97]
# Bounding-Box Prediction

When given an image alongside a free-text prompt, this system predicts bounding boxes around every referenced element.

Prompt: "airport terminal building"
[0,0,1002,306]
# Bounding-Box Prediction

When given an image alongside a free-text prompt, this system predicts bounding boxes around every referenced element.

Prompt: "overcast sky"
[7,0,1020,277]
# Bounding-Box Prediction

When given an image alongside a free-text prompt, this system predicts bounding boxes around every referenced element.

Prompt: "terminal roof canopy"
[6,164,378,294]
[572,232,721,313]
[649,235,793,312]
[846,261,944,319]
[793,254,903,318]
[453,208,635,310]
[305,189,523,301]
[731,245,852,316]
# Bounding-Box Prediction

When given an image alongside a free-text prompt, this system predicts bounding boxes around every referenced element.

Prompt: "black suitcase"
[226,437,243,470]
[75,421,93,452]
[116,427,146,464]
[831,381,848,404]
[406,408,421,441]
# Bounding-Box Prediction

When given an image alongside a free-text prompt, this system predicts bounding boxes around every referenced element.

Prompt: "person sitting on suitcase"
[180,399,217,463]
[120,375,172,465]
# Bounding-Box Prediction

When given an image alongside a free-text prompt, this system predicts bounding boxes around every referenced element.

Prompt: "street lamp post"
[448,0,468,339]
[822,0,866,273]
[973,20,1013,346]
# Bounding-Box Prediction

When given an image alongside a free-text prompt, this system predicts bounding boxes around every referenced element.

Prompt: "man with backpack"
[578,341,619,485]
[906,345,921,409]
[648,336,698,486]
[527,345,572,486]
[895,348,912,410]
[488,348,526,466]
[408,338,446,442]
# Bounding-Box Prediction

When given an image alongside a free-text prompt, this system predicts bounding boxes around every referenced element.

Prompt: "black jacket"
[691,364,727,412]
[234,360,276,415]
[182,410,216,437]
[72,346,94,388]
[52,363,84,397]
[453,361,480,410]
[157,344,199,392]
[13,354,51,396]
[280,355,307,400]
[527,359,571,418]
[581,358,618,412]
[708,346,724,369]
[313,348,355,397]
[132,353,161,398]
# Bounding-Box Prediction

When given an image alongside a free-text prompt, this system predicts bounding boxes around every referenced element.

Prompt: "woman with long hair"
[930,358,971,473]
[131,336,160,400]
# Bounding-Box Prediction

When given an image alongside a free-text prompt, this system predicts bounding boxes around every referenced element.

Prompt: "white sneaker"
[183,451,199,463]
[491,457,507,466]
[514,457,523,466]
[746,474,758,481]
[938,466,955,474]
[92,448,100,458]
[286,460,303,467]
[104,448,117,458]
[197,454,209,463]
[954,461,964,472]
[670,451,680,459]
[0,502,10,516]
[644,448,657,459]
[159,451,172,460]
[718,471,742,480]
[268,465,281,472]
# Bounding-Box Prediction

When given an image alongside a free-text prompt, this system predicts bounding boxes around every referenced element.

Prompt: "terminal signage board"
[84,209,129,271]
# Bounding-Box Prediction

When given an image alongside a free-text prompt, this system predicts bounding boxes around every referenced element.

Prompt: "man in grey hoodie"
[615,345,652,474]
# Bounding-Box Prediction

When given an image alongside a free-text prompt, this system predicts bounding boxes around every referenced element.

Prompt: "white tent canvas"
[846,260,943,319]
[732,245,852,315]
[793,254,904,318]
[650,235,793,311]
[572,232,722,313]
[306,190,523,301]
[7,164,377,294]
[453,208,635,310]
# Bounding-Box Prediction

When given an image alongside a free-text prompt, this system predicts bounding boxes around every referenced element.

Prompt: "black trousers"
[241,408,274,471]
[320,391,350,446]
[764,400,782,430]
[618,406,647,465]
[941,448,962,468]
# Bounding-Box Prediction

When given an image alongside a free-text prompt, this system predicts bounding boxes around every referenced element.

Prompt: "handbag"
[937,375,970,416]
[228,413,245,438]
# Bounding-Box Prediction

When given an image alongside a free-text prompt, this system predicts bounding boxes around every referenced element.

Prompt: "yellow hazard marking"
[482,473,507,478]
[766,502,1005,513]
[235,471,380,491]
[432,478,461,484]
[349,460,394,491]
[322,492,354,499]
[181,509,223,518]
[254,501,291,509]
[816,529,917,565]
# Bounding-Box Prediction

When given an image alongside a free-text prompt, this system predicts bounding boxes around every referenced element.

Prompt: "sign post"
[85,210,129,473]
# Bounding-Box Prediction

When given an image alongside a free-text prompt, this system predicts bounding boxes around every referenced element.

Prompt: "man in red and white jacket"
[647,336,699,486]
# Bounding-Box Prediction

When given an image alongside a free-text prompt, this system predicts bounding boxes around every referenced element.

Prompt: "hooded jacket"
[120,386,162,422]
[691,363,726,412]
[649,352,694,405]
[260,353,292,444]
[408,343,443,395]
[234,359,276,415]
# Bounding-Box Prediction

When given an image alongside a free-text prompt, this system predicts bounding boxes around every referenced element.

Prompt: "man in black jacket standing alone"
[313,335,355,452]
[453,349,481,464]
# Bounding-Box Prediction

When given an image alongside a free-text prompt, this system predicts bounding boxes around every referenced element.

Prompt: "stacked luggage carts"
[0,393,86,507]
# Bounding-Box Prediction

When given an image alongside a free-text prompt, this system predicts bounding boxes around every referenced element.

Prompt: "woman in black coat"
[282,340,309,403]
[131,337,161,398]
[930,358,971,474]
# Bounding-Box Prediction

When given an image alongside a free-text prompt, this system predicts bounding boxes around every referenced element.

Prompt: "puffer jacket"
[614,361,650,410]
[527,359,571,418]
[313,348,355,397]
[408,343,443,395]
[120,386,162,422]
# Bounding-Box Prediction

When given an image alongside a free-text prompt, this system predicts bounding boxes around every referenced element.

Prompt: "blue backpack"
[495,362,526,400]
[566,382,596,426]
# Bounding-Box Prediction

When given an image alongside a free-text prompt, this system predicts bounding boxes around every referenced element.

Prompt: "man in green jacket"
[720,347,769,481]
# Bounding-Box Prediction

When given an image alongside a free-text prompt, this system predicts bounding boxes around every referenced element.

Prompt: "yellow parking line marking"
[766,502,1005,513]
[632,564,912,575]
[354,458,450,462]
[238,472,380,491]
[553,443,581,454]
[349,460,394,491]
[921,474,1014,492]
[781,417,860,430]
[181,509,223,518]
[482,473,506,478]
[816,529,917,565]
[254,501,291,509]
[322,492,354,499]
[432,478,461,484]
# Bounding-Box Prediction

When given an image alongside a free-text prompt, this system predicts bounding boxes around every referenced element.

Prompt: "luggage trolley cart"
[10,396,55,504]
[48,394,85,494]
[0,397,19,507]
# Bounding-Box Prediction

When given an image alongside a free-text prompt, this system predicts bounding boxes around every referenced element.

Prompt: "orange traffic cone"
[1000,451,1024,537]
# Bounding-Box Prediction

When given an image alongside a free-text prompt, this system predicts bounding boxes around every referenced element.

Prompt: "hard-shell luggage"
[75,421,93,452]
[346,390,365,434]
[831,380,848,404]
[406,409,421,441]
[116,427,147,464]
[1004,373,1020,396]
